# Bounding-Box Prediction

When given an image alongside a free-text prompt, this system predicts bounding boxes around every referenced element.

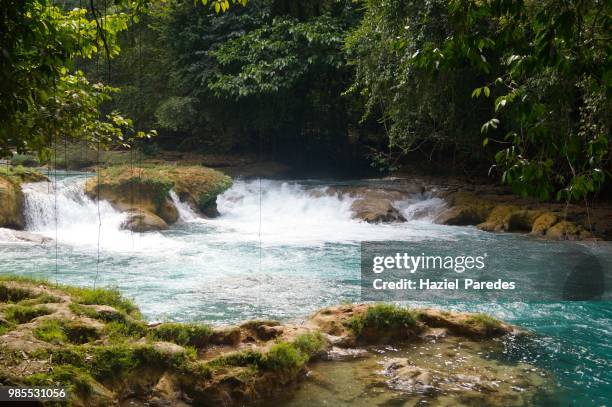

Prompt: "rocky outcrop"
[0,169,48,230]
[0,278,549,407]
[434,190,604,240]
[85,165,232,231]
[0,176,24,229]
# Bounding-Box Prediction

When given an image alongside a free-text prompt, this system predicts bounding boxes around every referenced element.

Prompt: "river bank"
[0,277,554,406]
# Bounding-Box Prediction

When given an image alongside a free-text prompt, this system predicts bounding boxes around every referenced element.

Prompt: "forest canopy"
[0,0,610,201]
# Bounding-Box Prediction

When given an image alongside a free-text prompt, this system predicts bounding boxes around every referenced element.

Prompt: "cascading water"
[0,172,610,405]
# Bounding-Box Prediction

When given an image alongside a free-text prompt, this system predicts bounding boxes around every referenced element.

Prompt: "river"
[0,171,610,405]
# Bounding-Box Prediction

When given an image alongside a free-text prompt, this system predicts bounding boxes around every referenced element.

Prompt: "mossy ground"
[0,276,329,406]
[0,277,513,406]
[0,166,48,184]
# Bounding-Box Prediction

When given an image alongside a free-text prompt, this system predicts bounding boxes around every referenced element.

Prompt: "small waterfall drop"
[169,190,200,222]
[20,174,176,251]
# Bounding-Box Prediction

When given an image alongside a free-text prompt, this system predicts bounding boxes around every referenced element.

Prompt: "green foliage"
[292,332,326,357]
[348,0,611,200]
[208,350,265,368]
[347,304,419,335]
[150,323,213,347]
[0,284,36,303]
[262,342,308,373]
[4,305,52,324]
[0,1,155,159]
[17,294,62,306]
[26,365,94,396]
[10,154,40,167]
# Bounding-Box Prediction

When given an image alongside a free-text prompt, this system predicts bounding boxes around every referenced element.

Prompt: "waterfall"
[169,190,200,222]
[212,179,447,245]
[20,174,175,251]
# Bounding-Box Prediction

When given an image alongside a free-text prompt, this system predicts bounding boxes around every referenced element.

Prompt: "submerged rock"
[0,229,52,244]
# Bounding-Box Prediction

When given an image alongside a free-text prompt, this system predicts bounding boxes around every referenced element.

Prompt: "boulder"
[433,191,497,226]
[121,210,168,233]
[476,204,518,232]
[0,176,24,229]
[436,206,485,226]
[350,198,406,223]
[546,220,593,240]
[531,212,558,235]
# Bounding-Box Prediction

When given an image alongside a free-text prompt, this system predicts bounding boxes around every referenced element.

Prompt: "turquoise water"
[0,173,610,405]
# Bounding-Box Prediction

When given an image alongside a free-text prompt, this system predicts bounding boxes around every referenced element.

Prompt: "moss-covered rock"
[506,209,544,232]
[85,165,232,225]
[531,212,559,235]
[546,220,593,240]
[0,277,539,407]
[435,192,496,226]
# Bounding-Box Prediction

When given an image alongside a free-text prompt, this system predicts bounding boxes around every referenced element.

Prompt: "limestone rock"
[350,198,406,223]
[531,212,558,235]
[121,210,168,232]
[0,176,24,229]
[546,220,593,240]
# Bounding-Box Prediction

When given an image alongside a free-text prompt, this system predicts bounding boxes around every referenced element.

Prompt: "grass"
[465,313,502,333]
[263,342,308,373]
[207,332,325,374]
[208,350,265,369]
[64,286,140,318]
[4,305,52,324]
[292,332,326,357]
[92,164,232,212]
[0,165,47,183]
[0,283,36,303]
[149,322,213,347]
[33,319,67,344]
[347,304,420,335]
[26,365,94,396]
[33,319,100,345]
[17,294,62,306]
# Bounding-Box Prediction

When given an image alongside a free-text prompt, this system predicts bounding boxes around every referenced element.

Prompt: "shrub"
[11,154,40,167]
[262,342,307,373]
[347,304,419,335]
[292,332,326,357]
